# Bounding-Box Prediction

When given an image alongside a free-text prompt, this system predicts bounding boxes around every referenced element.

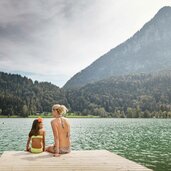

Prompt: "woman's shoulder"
[63,117,69,122]
[51,118,58,124]
[51,119,60,127]
[51,117,69,125]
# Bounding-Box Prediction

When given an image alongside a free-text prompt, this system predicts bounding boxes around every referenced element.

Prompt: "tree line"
[1,71,171,118]
[65,72,171,118]
[0,72,67,117]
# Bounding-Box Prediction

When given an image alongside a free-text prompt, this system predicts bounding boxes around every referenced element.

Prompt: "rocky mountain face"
[64,6,171,89]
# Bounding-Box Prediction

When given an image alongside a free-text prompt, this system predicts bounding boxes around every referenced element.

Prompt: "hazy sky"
[0,0,171,87]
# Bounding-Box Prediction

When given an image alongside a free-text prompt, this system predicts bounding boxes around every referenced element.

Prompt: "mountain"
[64,6,171,89]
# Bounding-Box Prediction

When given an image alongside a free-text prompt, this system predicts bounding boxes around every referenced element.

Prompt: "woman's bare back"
[53,117,70,148]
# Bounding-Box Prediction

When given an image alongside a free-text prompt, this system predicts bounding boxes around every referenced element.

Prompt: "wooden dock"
[0,150,152,171]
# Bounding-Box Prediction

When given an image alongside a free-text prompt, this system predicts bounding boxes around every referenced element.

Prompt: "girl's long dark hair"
[29,119,41,137]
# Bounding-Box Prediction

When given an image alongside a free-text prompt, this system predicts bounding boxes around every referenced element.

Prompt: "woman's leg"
[46,145,55,153]
[59,147,71,154]
[46,145,71,154]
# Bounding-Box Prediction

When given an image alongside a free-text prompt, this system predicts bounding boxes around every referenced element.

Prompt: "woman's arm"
[66,119,71,142]
[51,121,60,155]
[26,136,31,151]
[43,130,46,151]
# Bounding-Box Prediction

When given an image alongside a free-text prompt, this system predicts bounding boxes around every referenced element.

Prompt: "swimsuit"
[31,135,43,153]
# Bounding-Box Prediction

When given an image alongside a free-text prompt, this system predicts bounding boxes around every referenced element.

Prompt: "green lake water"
[0,118,171,171]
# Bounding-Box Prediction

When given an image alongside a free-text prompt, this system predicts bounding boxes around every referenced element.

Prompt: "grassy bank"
[0,115,19,118]
[0,113,100,118]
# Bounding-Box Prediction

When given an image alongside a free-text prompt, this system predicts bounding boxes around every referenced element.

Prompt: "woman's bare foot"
[54,153,60,157]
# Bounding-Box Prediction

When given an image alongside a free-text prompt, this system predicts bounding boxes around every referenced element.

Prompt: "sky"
[0,0,171,87]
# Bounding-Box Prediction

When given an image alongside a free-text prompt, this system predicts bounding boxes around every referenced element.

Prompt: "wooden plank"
[0,150,153,171]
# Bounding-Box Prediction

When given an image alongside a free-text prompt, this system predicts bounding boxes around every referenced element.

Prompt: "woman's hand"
[54,153,60,157]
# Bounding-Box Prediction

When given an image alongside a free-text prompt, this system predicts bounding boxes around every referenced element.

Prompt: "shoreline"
[0,115,100,119]
[0,115,170,119]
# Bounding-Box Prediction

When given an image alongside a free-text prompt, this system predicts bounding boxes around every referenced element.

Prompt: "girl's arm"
[26,136,31,151]
[51,121,59,155]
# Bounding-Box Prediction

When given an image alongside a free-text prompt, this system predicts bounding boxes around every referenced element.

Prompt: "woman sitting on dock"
[46,104,71,157]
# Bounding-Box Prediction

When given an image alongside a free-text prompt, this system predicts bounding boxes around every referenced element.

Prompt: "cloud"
[0,0,171,87]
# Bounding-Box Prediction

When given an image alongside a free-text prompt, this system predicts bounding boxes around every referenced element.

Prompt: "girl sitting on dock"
[26,117,45,153]
[46,104,71,157]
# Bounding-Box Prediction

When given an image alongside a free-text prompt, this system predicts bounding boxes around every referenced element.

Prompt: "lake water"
[0,118,171,171]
